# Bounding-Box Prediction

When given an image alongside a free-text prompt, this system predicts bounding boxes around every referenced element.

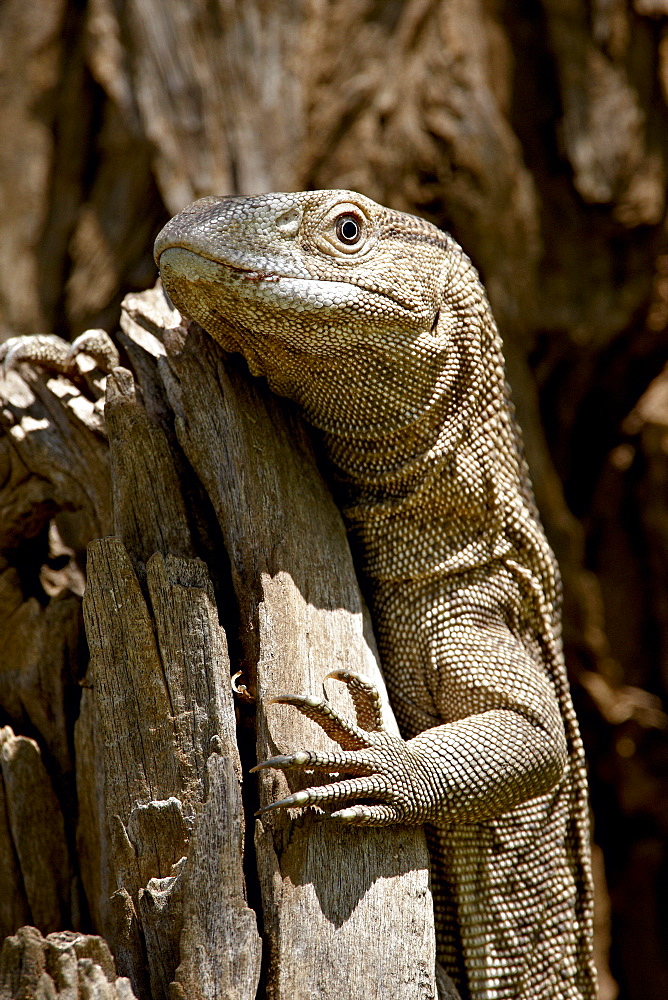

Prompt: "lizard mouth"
[156,244,415,315]
[155,243,279,284]
[221,261,279,283]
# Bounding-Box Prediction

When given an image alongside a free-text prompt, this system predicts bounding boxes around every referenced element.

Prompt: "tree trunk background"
[1,1,668,998]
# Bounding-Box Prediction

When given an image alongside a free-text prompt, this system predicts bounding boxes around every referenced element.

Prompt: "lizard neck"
[322,406,556,614]
[319,391,513,585]
[241,305,545,589]
[293,332,555,601]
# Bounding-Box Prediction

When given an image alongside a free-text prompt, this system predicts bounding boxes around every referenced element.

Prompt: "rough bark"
[1,1,668,998]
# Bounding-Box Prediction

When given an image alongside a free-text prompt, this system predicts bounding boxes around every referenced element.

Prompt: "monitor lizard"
[154,190,597,1000]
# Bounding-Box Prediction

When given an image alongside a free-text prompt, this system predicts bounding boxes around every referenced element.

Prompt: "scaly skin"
[154,190,597,1000]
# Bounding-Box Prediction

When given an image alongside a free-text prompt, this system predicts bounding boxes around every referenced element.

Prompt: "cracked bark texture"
[1,2,668,999]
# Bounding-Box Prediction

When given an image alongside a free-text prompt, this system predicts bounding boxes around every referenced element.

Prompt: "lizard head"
[154,190,498,437]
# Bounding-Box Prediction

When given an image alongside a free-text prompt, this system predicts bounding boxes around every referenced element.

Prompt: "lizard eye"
[313,202,374,257]
[335,214,362,245]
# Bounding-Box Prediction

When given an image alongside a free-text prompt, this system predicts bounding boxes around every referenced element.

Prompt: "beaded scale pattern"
[155,190,597,1000]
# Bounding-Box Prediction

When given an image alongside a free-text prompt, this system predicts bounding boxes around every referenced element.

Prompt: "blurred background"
[1,1,667,996]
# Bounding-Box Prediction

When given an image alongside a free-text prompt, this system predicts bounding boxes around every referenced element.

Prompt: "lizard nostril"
[275,206,302,237]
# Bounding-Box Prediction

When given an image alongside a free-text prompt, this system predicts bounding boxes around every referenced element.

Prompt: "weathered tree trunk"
[2,1,668,997]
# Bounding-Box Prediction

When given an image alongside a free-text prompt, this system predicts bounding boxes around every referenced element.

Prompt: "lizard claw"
[264,671,387,750]
[251,748,376,775]
[266,691,374,750]
[250,752,311,773]
[0,335,71,376]
[0,331,119,393]
[324,669,385,732]
[330,804,404,825]
[256,789,313,816]
[254,674,429,826]
[66,329,120,372]
[256,790,404,824]
[255,770,409,821]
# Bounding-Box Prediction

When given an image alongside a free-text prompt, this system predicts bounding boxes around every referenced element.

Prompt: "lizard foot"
[252,671,426,826]
[0,330,119,378]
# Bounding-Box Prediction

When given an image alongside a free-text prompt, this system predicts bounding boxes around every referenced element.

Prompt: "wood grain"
[163,322,437,1000]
